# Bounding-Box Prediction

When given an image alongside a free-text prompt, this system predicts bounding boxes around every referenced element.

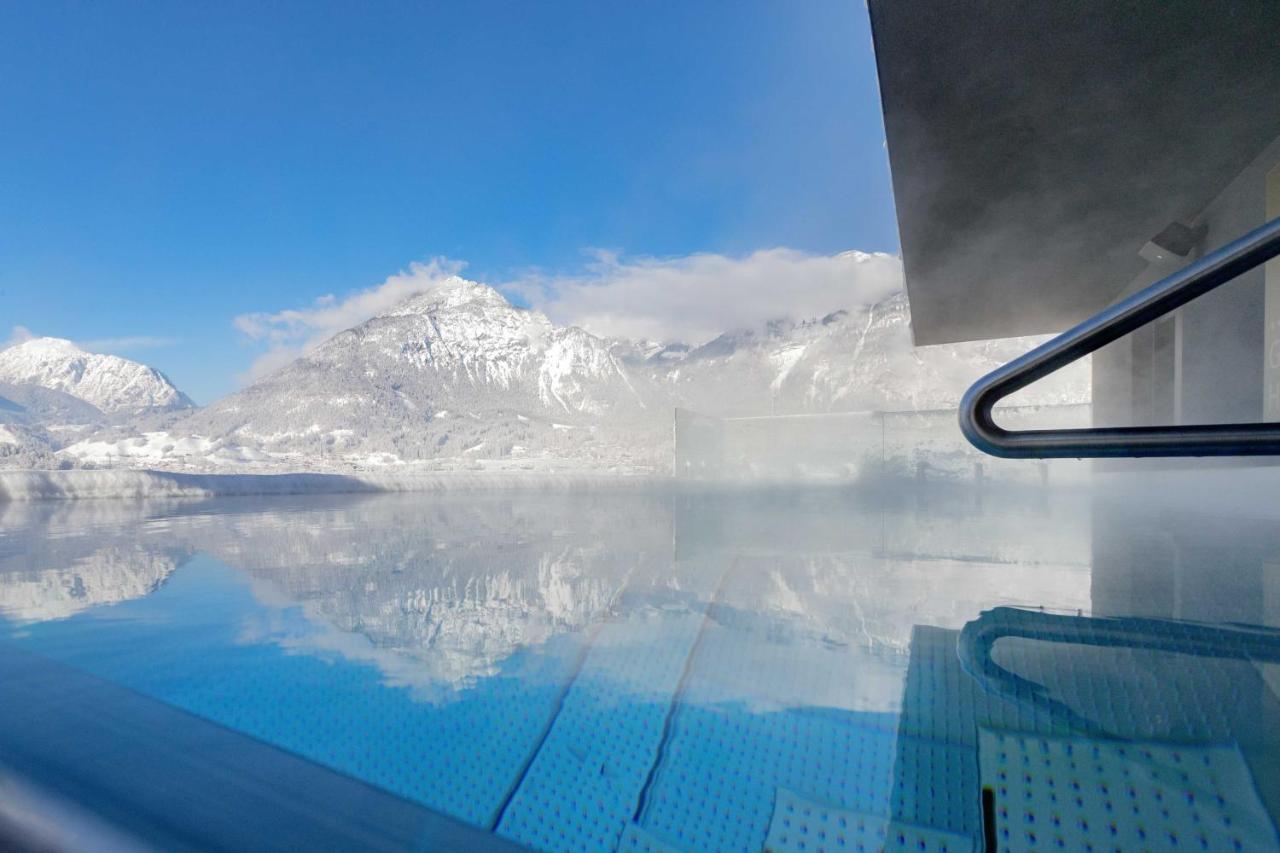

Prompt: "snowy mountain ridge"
[0,337,193,415]
[15,276,1087,473]
[645,292,1088,415]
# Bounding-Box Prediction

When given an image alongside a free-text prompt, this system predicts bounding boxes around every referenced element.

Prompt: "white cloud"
[78,335,178,352]
[3,326,34,350]
[233,248,904,384]
[233,257,466,383]
[502,248,903,344]
[3,328,177,354]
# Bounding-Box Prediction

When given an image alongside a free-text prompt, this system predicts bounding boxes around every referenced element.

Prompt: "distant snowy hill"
[0,340,195,469]
[0,337,193,415]
[51,278,1088,474]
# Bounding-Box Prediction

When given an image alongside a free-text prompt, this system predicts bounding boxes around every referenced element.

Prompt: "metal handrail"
[957,606,1280,736]
[959,216,1280,458]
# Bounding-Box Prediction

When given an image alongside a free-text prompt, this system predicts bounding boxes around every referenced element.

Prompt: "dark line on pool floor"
[631,558,739,824]
[487,621,604,833]
[981,786,997,852]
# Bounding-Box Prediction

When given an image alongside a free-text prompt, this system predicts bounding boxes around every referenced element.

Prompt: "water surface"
[1,485,1277,850]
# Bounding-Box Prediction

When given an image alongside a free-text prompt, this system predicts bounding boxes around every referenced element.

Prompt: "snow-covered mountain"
[50,277,1087,474]
[0,338,194,469]
[633,291,1088,416]
[141,276,657,469]
[0,337,193,415]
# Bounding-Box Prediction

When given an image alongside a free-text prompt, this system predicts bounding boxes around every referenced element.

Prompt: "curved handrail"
[957,606,1280,736]
[959,216,1280,457]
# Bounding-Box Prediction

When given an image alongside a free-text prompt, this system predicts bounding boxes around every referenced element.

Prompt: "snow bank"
[0,469,662,502]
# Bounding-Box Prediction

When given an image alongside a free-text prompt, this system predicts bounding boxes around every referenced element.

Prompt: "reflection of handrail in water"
[957,606,1280,737]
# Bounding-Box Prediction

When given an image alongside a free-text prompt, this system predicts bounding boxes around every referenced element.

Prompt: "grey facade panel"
[868,0,1280,344]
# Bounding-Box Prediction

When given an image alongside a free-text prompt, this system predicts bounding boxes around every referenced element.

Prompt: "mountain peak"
[385,276,513,317]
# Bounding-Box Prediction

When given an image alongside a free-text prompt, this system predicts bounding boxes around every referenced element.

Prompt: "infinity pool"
[1,482,1277,851]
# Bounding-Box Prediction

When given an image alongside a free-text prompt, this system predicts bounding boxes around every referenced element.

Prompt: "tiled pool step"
[634,600,905,851]
[498,553,923,852]
[978,731,1279,851]
[764,788,973,853]
[897,621,1280,850]
[496,609,707,851]
[4,558,595,829]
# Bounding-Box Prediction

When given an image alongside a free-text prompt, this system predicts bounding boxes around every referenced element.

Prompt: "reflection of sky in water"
[0,486,1277,850]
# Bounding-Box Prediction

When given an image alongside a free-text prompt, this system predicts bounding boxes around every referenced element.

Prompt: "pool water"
[1,483,1278,851]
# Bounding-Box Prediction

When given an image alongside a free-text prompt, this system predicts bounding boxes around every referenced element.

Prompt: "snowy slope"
[0,337,193,415]
[0,421,61,469]
[0,381,104,424]
[640,292,1088,416]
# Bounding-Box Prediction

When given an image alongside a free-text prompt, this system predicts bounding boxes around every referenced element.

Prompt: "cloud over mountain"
[503,248,903,344]
[234,257,468,382]
[234,248,905,383]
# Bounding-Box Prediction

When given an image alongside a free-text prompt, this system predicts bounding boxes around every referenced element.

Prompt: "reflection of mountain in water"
[0,489,1092,693]
[213,496,672,689]
[239,539,654,690]
[0,546,181,623]
[6,488,1280,850]
[0,500,193,623]
[0,494,674,688]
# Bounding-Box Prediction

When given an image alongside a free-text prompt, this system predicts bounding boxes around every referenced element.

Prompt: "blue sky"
[0,1,896,403]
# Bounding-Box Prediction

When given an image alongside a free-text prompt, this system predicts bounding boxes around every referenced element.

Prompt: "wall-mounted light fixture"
[1139,221,1208,265]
